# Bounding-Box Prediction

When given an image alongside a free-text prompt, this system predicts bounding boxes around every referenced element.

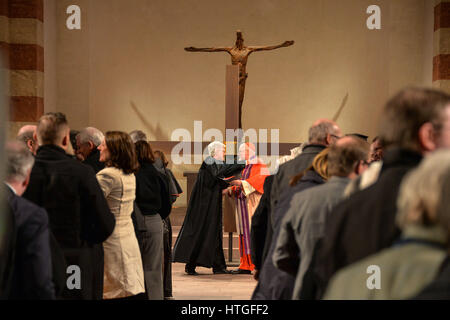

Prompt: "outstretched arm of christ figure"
[185,46,231,53]
[249,40,294,53]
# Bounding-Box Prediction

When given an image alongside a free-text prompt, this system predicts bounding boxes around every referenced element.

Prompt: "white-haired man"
[173,141,244,275]
[76,127,105,173]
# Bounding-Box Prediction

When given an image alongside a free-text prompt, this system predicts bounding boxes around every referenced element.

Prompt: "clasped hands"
[222,179,244,196]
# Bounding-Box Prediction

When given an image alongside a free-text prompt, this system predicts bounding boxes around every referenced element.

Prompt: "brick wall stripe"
[433,54,450,81]
[0,1,8,17]
[434,28,450,55]
[9,43,43,71]
[10,70,44,98]
[9,18,44,46]
[0,15,9,43]
[435,2,450,31]
[8,0,43,22]
[432,79,450,92]
[0,41,9,68]
[10,96,44,122]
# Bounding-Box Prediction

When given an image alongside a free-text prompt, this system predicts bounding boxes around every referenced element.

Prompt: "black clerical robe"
[172,157,244,268]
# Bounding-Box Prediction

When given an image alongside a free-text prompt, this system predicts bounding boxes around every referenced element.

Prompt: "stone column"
[0,0,44,138]
[433,0,450,93]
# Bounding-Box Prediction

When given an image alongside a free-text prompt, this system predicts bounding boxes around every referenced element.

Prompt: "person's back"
[7,188,55,299]
[135,162,171,218]
[312,88,450,299]
[2,141,55,299]
[274,136,369,299]
[270,145,325,211]
[0,200,15,299]
[319,149,420,271]
[324,228,447,300]
[414,256,450,300]
[252,147,330,300]
[270,119,342,225]
[324,150,450,299]
[23,113,115,299]
[252,170,325,300]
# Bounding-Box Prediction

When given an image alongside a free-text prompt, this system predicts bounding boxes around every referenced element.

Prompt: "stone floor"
[171,263,257,300]
[170,207,256,300]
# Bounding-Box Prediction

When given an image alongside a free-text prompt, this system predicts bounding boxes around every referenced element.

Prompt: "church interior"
[1,0,450,304]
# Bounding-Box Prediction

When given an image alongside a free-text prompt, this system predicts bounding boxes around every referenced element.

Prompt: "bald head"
[308,119,342,146]
[17,125,37,155]
[239,142,256,161]
[17,125,36,137]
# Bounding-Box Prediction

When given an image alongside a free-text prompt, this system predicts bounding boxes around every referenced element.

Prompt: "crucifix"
[185,31,294,128]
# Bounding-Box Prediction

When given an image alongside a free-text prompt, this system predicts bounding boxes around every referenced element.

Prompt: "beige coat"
[97,167,145,299]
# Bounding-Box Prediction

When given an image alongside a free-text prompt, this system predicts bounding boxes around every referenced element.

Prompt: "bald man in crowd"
[269,119,342,225]
[17,125,38,155]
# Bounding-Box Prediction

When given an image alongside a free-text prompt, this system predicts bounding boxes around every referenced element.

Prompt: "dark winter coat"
[250,175,274,271]
[83,149,105,174]
[309,148,423,299]
[23,145,115,300]
[252,170,324,300]
[269,144,326,222]
[5,187,55,299]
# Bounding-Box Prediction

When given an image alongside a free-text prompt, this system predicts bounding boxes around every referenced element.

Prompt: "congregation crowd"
[0,117,181,300]
[249,87,450,300]
[1,86,450,300]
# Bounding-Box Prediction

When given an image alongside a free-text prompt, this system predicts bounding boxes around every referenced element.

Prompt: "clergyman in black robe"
[173,142,244,274]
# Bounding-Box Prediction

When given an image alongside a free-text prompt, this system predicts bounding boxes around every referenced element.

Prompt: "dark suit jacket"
[83,149,105,174]
[414,256,450,300]
[5,186,55,299]
[0,192,16,299]
[252,170,324,300]
[309,148,423,299]
[81,148,106,298]
[23,145,115,300]
[250,175,274,271]
[135,161,172,219]
[269,145,326,223]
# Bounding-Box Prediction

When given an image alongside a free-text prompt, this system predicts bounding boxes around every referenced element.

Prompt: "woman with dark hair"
[153,150,182,300]
[134,141,172,300]
[97,131,145,300]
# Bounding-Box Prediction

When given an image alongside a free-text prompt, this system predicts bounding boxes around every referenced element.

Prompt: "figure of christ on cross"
[185,31,294,129]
